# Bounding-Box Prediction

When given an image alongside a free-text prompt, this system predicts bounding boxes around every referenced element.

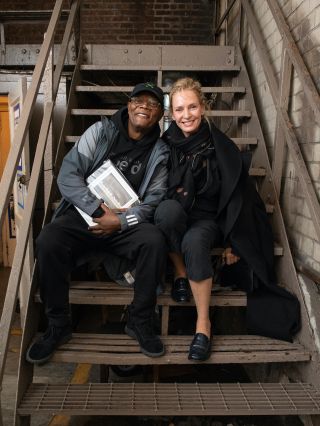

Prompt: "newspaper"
[75,159,140,226]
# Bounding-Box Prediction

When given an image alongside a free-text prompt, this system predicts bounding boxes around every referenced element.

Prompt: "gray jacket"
[54,115,169,231]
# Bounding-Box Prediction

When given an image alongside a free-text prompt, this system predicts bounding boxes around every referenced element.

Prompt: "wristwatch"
[91,206,104,218]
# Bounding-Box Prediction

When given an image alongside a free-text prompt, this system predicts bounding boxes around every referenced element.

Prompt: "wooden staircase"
[14,44,320,424]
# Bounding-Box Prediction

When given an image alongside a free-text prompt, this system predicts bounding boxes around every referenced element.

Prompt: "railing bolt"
[36,49,40,54]
[21,49,27,54]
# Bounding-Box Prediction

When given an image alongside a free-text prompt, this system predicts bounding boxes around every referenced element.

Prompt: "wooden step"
[52,200,273,216]
[50,334,310,365]
[18,382,320,416]
[71,108,252,118]
[266,203,275,213]
[65,135,258,145]
[249,167,266,176]
[80,64,241,72]
[35,282,247,307]
[75,85,246,94]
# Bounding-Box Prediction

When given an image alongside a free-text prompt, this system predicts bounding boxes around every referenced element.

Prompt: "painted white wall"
[239,0,320,273]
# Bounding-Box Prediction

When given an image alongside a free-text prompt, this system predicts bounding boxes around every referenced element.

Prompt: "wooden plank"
[35,286,247,307]
[70,108,251,117]
[232,137,257,145]
[64,136,257,145]
[53,0,80,99]
[0,103,54,401]
[249,167,266,176]
[241,0,320,243]
[75,85,246,93]
[267,0,320,124]
[272,47,292,197]
[0,0,63,228]
[80,64,241,71]
[214,0,238,35]
[49,333,310,365]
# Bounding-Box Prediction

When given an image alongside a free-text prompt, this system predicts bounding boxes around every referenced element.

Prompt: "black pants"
[36,208,166,327]
[154,200,222,281]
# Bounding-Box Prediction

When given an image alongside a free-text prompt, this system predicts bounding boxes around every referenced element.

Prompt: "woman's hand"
[222,247,240,265]
[89,204,122,235]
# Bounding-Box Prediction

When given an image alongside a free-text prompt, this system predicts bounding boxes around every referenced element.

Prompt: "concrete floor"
[0,266,303,426]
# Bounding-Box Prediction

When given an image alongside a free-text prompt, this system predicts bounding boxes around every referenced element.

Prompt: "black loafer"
[171,277,191,303]
[188,333,211,361]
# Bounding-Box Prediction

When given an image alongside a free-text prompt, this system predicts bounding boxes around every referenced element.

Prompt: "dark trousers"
[154,200,222,281]
[36,208,166,326]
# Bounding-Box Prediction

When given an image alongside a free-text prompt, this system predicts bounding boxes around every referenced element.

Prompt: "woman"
[155,77,300,362]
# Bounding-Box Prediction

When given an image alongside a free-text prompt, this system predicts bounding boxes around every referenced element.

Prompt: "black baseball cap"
[130,82,164,108]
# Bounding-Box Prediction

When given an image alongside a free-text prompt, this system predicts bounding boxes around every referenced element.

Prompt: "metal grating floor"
[18,382,320,416]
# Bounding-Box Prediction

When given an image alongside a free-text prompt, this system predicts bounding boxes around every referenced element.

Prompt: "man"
[26,83,169,365]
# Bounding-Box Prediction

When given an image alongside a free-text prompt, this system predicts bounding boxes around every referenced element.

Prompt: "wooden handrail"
[53,0,80,98]
[0,0,64,228]
[214,0,238,35]
[0,103,54,425]
[240,0,320,243]
[0,2,82,424]
[266,0,320,125]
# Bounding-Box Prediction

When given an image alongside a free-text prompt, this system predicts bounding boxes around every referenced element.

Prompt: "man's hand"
[222,247,240,265]
[89,204,122,235]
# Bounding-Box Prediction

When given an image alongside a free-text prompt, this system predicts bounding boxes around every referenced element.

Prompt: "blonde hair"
[169,77,207,114]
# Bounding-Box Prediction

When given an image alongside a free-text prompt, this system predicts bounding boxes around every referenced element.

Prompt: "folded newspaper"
[75,159,140,226]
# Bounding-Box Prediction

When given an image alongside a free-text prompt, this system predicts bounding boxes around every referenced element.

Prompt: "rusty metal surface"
[82,45,235,67]
[18,382,320,416]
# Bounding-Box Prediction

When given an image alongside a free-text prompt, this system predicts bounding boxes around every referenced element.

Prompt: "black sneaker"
[125,319,165,357]
[26,324,72,365]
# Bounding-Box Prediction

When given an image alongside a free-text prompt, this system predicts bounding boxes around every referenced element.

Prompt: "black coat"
[211,124,300,342]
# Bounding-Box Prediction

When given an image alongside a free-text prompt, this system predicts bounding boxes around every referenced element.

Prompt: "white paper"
[76,160,140,226]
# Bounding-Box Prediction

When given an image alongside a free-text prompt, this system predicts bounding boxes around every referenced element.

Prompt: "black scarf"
[111,107,160,154]
[109,107,161,191]
[163,120,216,212]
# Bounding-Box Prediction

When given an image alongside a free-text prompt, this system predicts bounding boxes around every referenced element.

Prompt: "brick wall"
[1,0,69,44]
[229,0,320,272]
[3,0,215,45]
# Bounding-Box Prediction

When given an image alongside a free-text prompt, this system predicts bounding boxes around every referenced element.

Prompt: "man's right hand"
[89,204,122,235]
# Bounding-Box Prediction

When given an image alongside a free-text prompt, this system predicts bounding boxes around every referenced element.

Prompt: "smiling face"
[127,92,163,139]
[171,89,204,137]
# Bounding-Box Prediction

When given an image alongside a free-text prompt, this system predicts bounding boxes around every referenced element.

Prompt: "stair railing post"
[272,46,292,198]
